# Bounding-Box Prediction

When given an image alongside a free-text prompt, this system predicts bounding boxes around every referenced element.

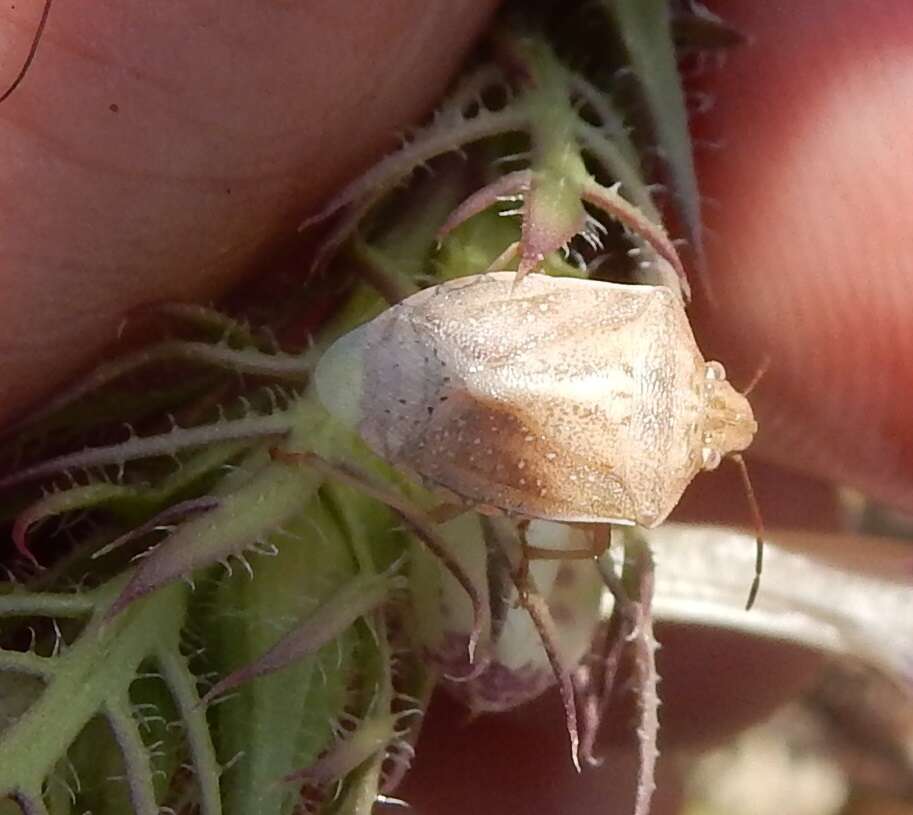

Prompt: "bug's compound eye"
[701,447,722,471]
[705,361,727,382]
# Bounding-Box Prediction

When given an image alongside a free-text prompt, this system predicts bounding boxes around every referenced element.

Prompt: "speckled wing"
[316,273,704,526]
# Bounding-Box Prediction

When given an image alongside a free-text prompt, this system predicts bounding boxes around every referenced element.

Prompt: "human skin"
[0,0,499,425]
[2,1,911,813]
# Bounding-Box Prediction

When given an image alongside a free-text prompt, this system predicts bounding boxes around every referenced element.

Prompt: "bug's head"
[700,361,758,470]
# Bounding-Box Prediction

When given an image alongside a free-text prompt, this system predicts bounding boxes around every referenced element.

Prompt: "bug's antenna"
[731,453,764,610]
[0,0,54,105]
[741,354,771,397]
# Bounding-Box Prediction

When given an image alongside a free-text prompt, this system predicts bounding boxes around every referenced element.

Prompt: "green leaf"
[203,493,361,815]
[608,0,704,269]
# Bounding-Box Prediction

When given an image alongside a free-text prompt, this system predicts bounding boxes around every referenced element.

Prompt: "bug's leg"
[516,518,532,597]
[581,529,634,766]
[589,523,611,559]
[520,545,602,561]
[580,526,643,764]
[520,523,610,562]
[425,502,469,525]
[486,517,582,770]
[518,575,581,771]
[593,527,625,602]
[270,449,491,667]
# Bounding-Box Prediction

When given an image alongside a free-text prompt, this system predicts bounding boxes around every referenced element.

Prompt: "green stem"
[0,651,52,678]
[104,697,160,815]
[0,594,94,618]
[157,651,223,815]
[0,581,186,800]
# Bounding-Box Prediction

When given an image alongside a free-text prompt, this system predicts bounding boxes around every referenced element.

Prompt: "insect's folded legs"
[519,522,613,561]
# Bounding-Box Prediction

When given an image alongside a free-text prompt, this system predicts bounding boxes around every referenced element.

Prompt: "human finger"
[0,0,498,426]
[690,0,913,513]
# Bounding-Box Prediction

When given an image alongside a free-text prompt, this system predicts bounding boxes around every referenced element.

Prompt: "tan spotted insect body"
[315,272,756,528]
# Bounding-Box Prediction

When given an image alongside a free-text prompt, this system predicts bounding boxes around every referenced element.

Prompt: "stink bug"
[315,272,757,530]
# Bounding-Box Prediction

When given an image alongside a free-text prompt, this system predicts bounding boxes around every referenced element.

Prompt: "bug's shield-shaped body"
[316,273,756,527]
